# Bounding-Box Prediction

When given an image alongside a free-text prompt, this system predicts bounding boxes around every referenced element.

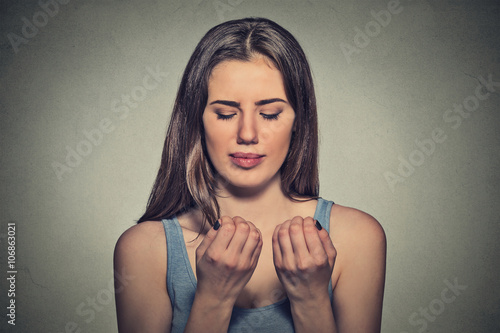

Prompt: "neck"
[215,174,294,230]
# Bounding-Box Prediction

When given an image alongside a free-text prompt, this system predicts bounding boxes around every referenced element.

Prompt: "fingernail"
[315,220,322,231]
[213,220,220,230]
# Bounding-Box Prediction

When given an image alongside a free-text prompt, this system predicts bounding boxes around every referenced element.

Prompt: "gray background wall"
[1,0,499,332]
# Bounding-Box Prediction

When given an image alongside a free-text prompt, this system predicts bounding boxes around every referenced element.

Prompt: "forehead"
[207,57,287,100]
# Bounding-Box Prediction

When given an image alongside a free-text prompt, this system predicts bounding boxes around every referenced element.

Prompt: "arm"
[330,208,386,333]
[114,221,172,333]
[184,216,263,333]
[273,216,338,333]
[272,209,386,333]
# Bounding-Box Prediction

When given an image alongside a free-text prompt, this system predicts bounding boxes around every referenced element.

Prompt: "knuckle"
[222,254,238,269]
[314,254,328,266]
[296,261,309,272]
[283,259,296,272]
[236,260,253,272]
[249,229,260,241]
[220,215,232,224]
[232,216,245,223]
[246,220,257,229]
[239,261,253,272]
[278,227,289,238]
[312,256,330,269]
[223,261,237,270]
[237,221,250,233]
[281,263,292,272]
[304,216,315,224]
[204,249,220,263]
[303,223,316,234]
[289,223,302,234]
[273,258,283,268]
[222,223,235,234]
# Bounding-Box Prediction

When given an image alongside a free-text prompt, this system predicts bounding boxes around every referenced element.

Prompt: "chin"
[218,173,278,194]
[223,179,262,189]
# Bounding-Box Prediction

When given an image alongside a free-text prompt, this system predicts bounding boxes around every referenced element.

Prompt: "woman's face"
[202,57,296,192]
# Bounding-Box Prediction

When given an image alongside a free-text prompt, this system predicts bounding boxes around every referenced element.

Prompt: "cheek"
[203,122,227,161]
[202,115,215,143]
[203,131,217,156]
[261,122,294,148]
[260,111,295,143]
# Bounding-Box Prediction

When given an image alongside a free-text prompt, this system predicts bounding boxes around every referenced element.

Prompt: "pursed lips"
[229,152,265,168]
[229,152,265,159]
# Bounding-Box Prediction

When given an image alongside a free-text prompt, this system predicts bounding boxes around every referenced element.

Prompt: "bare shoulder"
[328,204,386,331]
[115,221,166,255]
[330,204,386,240]
[114,221,167,275]
[114,221,172,332]
[329,204,386,257]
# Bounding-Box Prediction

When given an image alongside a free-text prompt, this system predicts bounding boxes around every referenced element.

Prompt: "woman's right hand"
[194,216,263,306]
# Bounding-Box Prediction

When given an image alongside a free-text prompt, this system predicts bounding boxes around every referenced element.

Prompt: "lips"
[229,152,265,168]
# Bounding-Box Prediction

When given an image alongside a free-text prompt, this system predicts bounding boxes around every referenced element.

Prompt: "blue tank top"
[161,198,335,333]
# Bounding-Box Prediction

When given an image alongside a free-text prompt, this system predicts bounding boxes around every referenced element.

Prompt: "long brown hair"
[137,17,319,228]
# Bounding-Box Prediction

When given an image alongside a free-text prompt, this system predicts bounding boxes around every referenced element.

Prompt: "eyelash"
[261,112,281,121]
[215,112,281,121]
[216,113,235,121]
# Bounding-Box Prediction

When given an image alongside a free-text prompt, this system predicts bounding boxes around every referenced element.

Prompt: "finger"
[249,229,263,266]
[272,224,283,267]
[205,216,236,256]
[276,220,296,270]
[226,216,251,254]
[196,218,221,259]
[288,216,309,257]
[302,217,327,259]
[318,226,337,265]
[240,220,262,259]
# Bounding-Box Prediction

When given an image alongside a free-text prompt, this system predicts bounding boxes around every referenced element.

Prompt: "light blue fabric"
[161,198,335,333]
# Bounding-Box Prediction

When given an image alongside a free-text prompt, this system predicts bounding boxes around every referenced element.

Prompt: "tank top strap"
[313,197,334,233]
[312,197,335,301]
[162,217,198,290]
[161,217,197,332]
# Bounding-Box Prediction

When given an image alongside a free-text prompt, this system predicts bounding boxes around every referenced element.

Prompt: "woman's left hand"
[272,216,336,304]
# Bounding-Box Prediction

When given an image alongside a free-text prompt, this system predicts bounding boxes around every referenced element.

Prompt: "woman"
[114,17,386,332]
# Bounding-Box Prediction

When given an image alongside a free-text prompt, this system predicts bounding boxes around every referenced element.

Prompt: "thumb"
[317,227,336,266]
[195,219,220,259]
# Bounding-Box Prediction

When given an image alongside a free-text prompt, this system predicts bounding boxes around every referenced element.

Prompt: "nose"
[237,113,258,144]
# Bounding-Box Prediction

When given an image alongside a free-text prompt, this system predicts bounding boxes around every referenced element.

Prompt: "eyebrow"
[209,98,287,108]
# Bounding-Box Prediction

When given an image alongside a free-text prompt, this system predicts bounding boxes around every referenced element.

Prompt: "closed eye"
[216,113,236,120]
[261,112,281,121]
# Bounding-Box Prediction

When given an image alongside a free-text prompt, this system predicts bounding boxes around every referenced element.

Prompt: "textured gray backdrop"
[1,0,499,332]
